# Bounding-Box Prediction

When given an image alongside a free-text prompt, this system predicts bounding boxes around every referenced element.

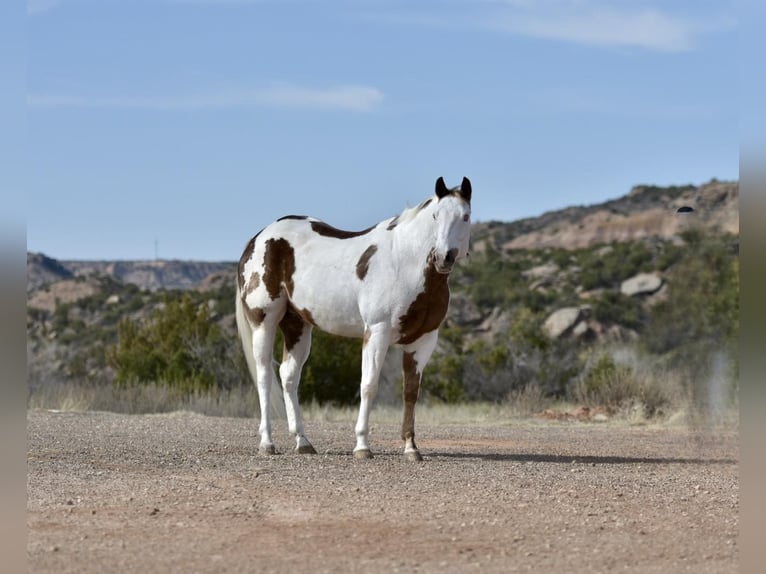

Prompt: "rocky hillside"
[27,252,233,294]
[472,179,737,252]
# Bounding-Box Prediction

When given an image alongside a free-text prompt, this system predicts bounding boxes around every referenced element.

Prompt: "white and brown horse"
[235,177,472,460]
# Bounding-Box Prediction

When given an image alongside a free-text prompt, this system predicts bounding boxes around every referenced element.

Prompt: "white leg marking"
[252,326,279,454]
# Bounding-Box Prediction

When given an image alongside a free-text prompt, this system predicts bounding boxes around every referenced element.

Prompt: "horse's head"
[430,176,472,274]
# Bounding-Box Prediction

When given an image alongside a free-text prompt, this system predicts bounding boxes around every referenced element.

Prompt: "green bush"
[107,294,235,391]
[577,242,654,291]
[296,331,362,406]
[592,291,645,330]
[423,352,466,403]
[643,231,738,359]
[574,352,671,416]
[418,326,466,403]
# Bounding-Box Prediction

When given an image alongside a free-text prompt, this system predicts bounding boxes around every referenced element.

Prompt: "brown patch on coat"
[245,272,260,295]
[397,260,450,345]
[280,305,306,353]
[244,306,266,327]
[237,235,258,292]
[401,351,421,440]
[238,235,265,326]
[262,238,295,300]
[402,352,420,404]
[280,304,316,354]
[310,221,374,239]
[297,307,317,326]
[356,245,378,280]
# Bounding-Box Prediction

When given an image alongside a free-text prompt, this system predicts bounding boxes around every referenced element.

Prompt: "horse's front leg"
[401,331,439,462]
[353,324,392,459]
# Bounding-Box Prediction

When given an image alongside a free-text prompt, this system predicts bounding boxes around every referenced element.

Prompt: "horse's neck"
[390,216,437,277]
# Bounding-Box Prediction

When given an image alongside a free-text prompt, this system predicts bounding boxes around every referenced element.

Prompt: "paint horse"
[235,177,472,460]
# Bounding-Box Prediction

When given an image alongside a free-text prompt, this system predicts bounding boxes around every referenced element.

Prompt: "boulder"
[620,272,663,296]
[543,307,583,339]
[522,262,560,280]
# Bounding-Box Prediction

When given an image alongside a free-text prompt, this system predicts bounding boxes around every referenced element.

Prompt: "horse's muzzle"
[434,248,459,274]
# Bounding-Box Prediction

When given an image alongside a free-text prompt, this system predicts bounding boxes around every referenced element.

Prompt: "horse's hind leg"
[250,320,282,455]
[279,307,316,454]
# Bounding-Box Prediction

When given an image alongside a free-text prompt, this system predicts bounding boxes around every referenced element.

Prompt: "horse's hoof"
[296,444,317,454]
[353,449,374,460]
[404,449,423,462]
[258,444,276,455]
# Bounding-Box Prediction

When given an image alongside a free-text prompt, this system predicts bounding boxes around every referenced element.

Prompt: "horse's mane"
[389,196,435,227]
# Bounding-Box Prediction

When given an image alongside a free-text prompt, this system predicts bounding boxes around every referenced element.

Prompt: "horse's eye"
[432,213,437,220]
[463,214,470,222]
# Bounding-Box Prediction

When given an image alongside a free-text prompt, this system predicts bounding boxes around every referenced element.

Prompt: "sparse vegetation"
[107,293,241,392]
[27,182,740,423]
[573,352,677,417]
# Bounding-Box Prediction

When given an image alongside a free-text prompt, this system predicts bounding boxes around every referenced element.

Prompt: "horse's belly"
[289,273,365,339]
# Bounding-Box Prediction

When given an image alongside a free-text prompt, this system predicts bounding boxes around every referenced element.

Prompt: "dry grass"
[28,382,260,419]
[28,376,737,430]
[28,381,561,425]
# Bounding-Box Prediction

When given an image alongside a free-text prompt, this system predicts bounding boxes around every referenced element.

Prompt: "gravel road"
[27,410,738,573]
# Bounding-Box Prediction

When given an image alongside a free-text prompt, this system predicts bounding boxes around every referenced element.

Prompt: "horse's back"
[239,216,381,337]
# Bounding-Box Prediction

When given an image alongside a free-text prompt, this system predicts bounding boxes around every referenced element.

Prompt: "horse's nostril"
[445,248,458,265]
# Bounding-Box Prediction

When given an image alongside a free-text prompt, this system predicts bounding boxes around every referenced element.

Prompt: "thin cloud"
[27,84,385,112]
[27,0,62,15]
[495,5,698,52]
[359,1,734,53]
[256,84,385,112]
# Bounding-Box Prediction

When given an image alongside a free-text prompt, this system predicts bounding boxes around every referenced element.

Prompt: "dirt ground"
[27,410,738,573]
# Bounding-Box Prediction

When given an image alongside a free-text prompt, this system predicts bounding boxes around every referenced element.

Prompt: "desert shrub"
[517,288,556,313]
[460,340,515,402]
[641,231,739,412]
[573,352,671,416]
[577,242,654,290]
[429,322,584,403]
[510,307,549,351]
[296,331,362,406]
[107,293,240,392]
[655,240,685,271]
[207,283,237,317]
[506,382,551,417]
[454,247,528,308]
[549,248,575,268]
[423,352,466,403]
[591,290,645,330]
[420,326,467,402]
[533,341,582,396]
[643,231,738,359]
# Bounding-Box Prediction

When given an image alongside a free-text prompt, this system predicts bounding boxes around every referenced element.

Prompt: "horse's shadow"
[428,452,737,465]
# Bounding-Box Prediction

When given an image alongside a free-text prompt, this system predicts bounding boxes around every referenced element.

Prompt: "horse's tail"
[235,280,286,418]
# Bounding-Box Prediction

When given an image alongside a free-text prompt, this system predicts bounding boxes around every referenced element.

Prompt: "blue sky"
[25,0,738,261]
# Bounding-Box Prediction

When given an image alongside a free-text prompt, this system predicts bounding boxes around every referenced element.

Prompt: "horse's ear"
[460,177,472,203]
[435,177,449,199]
